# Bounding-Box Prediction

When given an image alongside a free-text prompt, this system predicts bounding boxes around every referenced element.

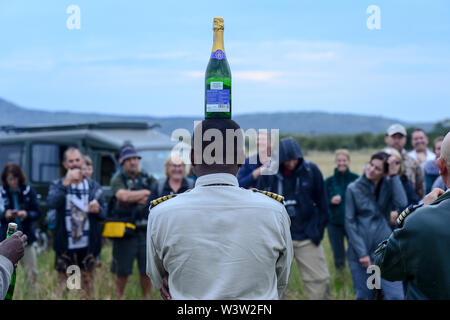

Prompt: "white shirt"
[146,173,293,300]
[408,149,436,166]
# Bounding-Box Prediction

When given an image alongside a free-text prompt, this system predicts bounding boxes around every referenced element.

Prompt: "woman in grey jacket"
[345,152,407,300]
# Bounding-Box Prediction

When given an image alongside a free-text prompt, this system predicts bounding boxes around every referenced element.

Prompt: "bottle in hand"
[5,223,18,300]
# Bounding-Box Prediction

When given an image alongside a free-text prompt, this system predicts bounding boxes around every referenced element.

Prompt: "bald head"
[436,132,450,189]
[440,132,450,168]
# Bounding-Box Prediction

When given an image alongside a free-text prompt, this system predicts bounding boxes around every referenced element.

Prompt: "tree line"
[281,119,450,152]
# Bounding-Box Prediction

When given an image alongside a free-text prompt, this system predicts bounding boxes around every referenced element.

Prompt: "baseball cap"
[119,145,142,165]
[386,124,407,137]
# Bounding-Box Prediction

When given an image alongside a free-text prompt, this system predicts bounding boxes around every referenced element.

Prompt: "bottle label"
[206,82,230,112]
[211,49,226,60]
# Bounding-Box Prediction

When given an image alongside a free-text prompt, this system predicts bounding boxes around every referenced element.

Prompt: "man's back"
[375,191,450,299]
[147,173,293,299]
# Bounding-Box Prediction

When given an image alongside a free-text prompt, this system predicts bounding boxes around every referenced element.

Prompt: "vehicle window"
[31,144,60,182]
[0,144,24,171]
[100,155,116,186]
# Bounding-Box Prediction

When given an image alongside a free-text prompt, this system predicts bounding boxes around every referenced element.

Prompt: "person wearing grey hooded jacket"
[345,152,407,300]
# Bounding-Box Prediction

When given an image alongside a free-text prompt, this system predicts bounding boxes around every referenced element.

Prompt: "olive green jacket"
[374,190,450,299]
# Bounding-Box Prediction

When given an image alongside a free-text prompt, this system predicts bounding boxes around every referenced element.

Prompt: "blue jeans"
[327,223,347,268]
[348,259,404,300]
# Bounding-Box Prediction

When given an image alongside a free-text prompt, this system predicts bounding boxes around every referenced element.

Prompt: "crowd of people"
[0,121,448,300]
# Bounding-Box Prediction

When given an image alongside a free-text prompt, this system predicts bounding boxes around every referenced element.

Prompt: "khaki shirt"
[146,173,293,299]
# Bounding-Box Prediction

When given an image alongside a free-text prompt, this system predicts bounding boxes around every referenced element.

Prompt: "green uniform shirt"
[374,189,450,299]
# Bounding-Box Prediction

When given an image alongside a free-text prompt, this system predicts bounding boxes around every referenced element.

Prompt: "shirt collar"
[195,173,239,187]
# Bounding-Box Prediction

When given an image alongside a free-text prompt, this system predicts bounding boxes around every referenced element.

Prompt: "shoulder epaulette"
[251,188,284,204]
[150,194,177,209]
[396,203,424,227]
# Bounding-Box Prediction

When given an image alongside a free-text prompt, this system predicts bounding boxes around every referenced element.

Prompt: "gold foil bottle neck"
[213,17,224,31]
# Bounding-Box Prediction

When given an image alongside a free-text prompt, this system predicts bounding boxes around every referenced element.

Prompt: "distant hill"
[0,97,434,136]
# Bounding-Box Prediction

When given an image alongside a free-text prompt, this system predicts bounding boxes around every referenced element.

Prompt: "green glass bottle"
[205,17,231,119]
[5,222,18,300]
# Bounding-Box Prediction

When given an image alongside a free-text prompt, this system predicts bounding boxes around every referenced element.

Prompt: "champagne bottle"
[205,17,231,119]
[5,223,18,300]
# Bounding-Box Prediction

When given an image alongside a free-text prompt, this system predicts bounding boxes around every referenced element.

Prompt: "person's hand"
[4,209,16,220]
[88,200,100,214]
[423,188,445,205]
[359,255,371,268]
[390,211,399,227]
[330,195,342,205]
[387,156,401,177]
[17,210,27,219]
[160,274,171,300]
[138,190,151,205]
[63,168,82,186]
[0,231,27,267]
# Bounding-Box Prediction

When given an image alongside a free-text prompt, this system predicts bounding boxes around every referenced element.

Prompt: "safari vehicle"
[0,122,184,251]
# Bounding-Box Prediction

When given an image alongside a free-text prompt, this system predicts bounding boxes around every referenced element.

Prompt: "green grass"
[12,232,355,300]
[13,150,370,300]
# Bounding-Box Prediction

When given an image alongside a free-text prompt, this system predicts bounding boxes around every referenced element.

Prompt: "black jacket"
[0,185,41,243]
[257,137,329,245]
[46,178,106,256]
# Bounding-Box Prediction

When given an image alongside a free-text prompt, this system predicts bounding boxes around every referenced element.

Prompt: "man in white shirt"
[408,129,436,166]
[146,119,293,300]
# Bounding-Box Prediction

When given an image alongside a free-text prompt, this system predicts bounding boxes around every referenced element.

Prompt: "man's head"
[433,136,444,158]
[436,132,450,188]
[411,129,429,153]
[279,137,303,172]
[63,147,83,171]
[190,119,245,177]
[365,152,389,184]
[385,124,407,152]
[119,145,141,177]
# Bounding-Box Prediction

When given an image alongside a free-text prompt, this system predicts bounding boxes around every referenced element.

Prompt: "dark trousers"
[327,223,347,268]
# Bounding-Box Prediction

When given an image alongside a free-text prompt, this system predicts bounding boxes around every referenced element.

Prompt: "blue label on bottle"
[211,49,226,60]
[206,89,230,104]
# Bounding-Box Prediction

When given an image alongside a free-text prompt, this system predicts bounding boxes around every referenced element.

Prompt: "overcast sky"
[0,0,449,122]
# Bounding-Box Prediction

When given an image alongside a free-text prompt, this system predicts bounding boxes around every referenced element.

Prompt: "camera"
[284,199,298,219]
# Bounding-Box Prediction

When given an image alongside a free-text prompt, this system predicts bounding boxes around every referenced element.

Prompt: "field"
[13,149,376,300]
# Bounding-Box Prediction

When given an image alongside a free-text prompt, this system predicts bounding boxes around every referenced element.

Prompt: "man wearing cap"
[375,131,450,299]
[385,124,425,200]
[109,145,156,299]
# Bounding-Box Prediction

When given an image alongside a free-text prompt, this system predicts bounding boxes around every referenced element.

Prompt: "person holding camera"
[345,152,407,300]
[47,147,106,299]
[109,145,156,299]
[256,137,330,300]
[0,163,40,294]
